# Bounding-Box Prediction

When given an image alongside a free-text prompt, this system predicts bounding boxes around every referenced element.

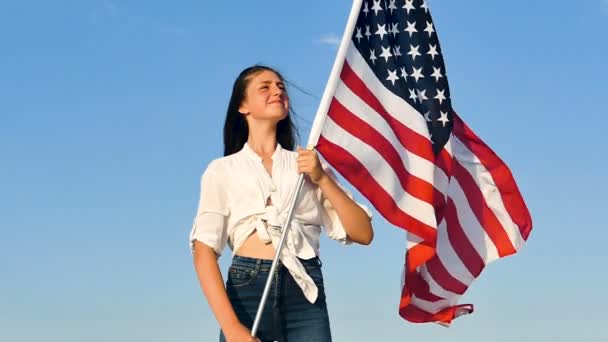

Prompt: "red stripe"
[452,114,533,241]
[317,135,437,243]
[340,62,450,177]
[404,243,445,303]
[452,158,517,257]
[445,198,485,277]
[424,254,467,295]
[327,98,446,219]
[399,292,474,324]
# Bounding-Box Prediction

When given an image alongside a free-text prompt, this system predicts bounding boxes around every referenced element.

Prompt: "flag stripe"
[452,156,517,258]
[334,76,450,192]
[453,116,532,242]
[317,135,437,242]
[327,98,447,220]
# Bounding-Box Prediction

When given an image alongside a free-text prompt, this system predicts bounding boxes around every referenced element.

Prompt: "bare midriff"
[234,231,276,260]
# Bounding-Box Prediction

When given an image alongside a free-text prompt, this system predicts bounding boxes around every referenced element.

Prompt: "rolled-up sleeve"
[189,163,230,255]
[316,164,372,244]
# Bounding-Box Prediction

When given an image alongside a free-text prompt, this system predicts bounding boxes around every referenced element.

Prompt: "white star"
[404,21,417,37]
[388,0,397,14]
[365,25,371,40]
[386,69,399,85]
[434,89,447,104]
[363,1,369,16]
[371,0,383,15]
[400,66,408,81]
[421,0,429,13]
[403,0,415,14]
[407,44,421,61]
[393,45,402,57]
[375,24,388,40]
[391,22,399,38]
[424,111,433,122]
[411,67,424,82]
[430,67,443,82]
[408,88,418,103]
[369,48,378,64]
[355,27,363,44]
[417,89,428,102]
[438,111,450,127]
[427,44,439,60]
[380,46,393,62]
[424,21,435,37]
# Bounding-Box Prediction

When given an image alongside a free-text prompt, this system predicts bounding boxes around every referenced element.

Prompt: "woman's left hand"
[296,146,327,184]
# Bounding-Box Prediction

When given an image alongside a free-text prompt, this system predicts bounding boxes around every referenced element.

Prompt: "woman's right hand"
[224,323,261,342]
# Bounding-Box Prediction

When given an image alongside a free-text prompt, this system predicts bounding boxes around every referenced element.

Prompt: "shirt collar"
[241,142,283,163]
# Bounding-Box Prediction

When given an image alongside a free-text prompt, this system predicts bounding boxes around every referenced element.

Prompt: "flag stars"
[403,0,415,14]
[386,69,399,86]
[388,0,397,14]
[400,66,408,81]
[424,111,433,122]
[434,89,447,104]
[424,21,435,37]
[421,0,429,13]
[393,45,402,57]
[369,48,378,64]
[390,22,399,38]
[363,1,369,16]
[375,24,388,40]
[355,27,363,43]
[380,46,393,62]
[427,44,439,60]
[407,44,421,61]
[411,66,424,82]
[365,25,371,40]
[431,67,443,82]
[405,21,417,37]
[371,0,383,15]
[408,88,418,103]
[438,111,450,127]
[417,89,428,102]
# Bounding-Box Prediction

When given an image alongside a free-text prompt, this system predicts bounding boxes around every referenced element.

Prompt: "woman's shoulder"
[203,153,240,174]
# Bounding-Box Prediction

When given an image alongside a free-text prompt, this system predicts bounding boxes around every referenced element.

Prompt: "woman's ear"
[238,104,249,115]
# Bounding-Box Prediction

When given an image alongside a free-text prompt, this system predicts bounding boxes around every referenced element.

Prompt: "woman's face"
[239,70,289,123]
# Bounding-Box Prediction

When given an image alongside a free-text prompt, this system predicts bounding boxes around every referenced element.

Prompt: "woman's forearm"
[316,174,374,245]
[192,241,240,333]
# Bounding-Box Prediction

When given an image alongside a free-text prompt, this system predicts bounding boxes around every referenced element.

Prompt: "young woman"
[190,65,374,342]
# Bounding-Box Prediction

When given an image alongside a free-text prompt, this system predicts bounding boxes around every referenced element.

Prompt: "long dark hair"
[223,65,298,156]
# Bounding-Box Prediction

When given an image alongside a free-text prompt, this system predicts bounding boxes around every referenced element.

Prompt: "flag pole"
[250,0,363,338]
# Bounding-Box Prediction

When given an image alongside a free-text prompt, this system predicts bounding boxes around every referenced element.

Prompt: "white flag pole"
[306,0,364,147]
[250,0,364,338]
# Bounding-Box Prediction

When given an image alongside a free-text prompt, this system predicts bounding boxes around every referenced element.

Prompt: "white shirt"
[189,143,371,303]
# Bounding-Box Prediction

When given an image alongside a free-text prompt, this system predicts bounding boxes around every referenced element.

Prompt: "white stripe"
[410,296,450,315]
[452,135,526,250]
[449,176,500,264]
[406,232,423,249]
[333,81,449,192]
[419,264,462,304]
[321,116,438,228]
[434,218,476,285]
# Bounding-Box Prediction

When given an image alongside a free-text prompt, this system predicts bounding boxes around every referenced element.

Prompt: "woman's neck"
[247,126,277,160]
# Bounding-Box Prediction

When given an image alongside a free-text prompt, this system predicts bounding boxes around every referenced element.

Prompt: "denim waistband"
[231,255,322,272]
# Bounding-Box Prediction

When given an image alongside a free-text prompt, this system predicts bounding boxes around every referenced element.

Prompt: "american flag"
[314,0,532,324]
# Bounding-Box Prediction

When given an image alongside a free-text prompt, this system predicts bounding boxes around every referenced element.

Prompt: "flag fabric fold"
[313,0,532,325]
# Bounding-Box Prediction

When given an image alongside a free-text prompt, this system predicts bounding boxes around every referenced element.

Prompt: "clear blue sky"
[1,0,607,341]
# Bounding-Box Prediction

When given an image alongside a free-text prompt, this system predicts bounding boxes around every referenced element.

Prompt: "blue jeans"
[219,255,332,342]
